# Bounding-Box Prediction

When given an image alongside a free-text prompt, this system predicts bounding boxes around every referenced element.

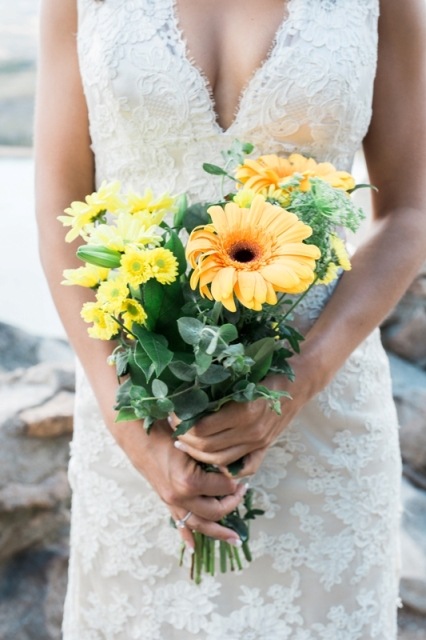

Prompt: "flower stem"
[280,278,318,322]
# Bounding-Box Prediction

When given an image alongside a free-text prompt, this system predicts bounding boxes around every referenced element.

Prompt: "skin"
[35,0,426,553]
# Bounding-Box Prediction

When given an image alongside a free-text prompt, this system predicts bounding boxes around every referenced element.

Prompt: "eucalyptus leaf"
[177,317,205,345]
[195,352,213,375]
[173,388,209,421]
[202,163,228,176]
[115,350,130,377]
[115,378,132,408]
[218,323,238,344]
[169,360,197,382]
[198,365,231,384]
[152,379,168,398]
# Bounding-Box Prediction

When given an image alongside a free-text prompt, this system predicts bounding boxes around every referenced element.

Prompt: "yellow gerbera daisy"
[147,248,179,284]
[120,247,152,287]
[235,153,355,195]
[81,302,118,340]
[186,195,321,312]
[58,181,124,242]
[62,264,110,288]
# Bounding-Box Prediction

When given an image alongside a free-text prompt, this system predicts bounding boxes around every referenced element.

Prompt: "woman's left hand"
[169,368,311,477]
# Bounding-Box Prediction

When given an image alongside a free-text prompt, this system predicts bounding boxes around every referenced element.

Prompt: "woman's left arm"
[172,0,426,473]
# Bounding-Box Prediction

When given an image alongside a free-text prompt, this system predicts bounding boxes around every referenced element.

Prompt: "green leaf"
[245,337,276,383]
[195,352,213,375]
[173,193,188,228]
[221,513,249,542]
[115,349,129,377]
[173,415,200,437]
[133,343,156,381]
[202,163,228,176]
[152,379,168,398]
[115,407,138,423]
[169,360,197,382]
[198,365,231,384]
[115,378,132,408]
[226,457,246,477]
[143,278,184,333]
[164,230,186,276]
[132,325,173,378]
[177,317,205,345]
[156,397,175,413]
[173,388,209,421]
[182,203,211,233]
[76,245,121,268]
[218,323,238,344]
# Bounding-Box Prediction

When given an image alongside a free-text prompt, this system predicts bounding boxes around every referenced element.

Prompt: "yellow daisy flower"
[87,212,162,252]
[147,248,179,285]
[120,247,152,287]
[233,189,256,208]
[317,262,340,285]
[330,234,351,271]
[81,302,118,340]
[126,188,176,222]
[96,276,129,314]
[120,299,148,332]
[58,181,124,242]
[186,195,321,312]
[62,264,110,288]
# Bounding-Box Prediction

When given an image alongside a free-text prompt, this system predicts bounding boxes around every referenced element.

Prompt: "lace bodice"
[77,0,379,199]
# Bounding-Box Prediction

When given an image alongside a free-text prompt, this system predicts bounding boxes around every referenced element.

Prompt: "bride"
[35,0,426,638]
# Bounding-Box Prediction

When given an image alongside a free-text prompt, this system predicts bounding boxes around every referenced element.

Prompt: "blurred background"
[0,2,425,639]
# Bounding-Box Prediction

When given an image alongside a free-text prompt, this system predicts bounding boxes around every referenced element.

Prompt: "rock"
[0,322,73,373]
[382,262,426,368]
[400,477,426,616]
[0,544,68,640]
[19,391,74,438]
[389,354,426,473]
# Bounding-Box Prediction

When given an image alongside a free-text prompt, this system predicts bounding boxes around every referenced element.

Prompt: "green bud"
[77,245,122,269]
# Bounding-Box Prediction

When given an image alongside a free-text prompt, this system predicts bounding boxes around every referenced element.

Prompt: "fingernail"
[227,538,243,548]
[238,482,250,496]
[167,415,173,426]
[186,544,195,555]
[174,440,188,452]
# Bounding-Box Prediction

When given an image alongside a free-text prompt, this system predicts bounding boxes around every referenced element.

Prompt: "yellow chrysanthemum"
[58,181,124,242]
[87,212,162,251]
[96,276,129,314]
[126,189,176,225]
[120,247,152,287]
[62,264,110,288]
[330,234,351,271]
[81,302,118,340]
[317,262,340,285]
[120,298,148,332]
[147,248,179,284]
[186,195,321,312]
[235,153,355,195]
[233,189,256,208]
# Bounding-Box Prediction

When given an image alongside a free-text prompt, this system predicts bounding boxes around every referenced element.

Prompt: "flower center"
[229,241,261,264]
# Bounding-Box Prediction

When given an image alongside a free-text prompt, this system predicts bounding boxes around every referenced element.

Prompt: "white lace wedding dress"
[63,0,402,638]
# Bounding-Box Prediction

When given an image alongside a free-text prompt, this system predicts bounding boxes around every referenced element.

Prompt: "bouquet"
[59,141,366,583]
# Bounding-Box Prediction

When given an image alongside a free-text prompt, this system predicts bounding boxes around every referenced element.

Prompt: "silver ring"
[175,511,192,529]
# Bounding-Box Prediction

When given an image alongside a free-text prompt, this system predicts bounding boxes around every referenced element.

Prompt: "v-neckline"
[170,0,295,135]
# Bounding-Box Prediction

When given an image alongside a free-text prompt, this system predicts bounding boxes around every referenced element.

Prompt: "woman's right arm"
[34,0,246,548]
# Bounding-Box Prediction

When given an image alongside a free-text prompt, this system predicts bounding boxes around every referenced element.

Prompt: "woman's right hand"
[112,418,248,551]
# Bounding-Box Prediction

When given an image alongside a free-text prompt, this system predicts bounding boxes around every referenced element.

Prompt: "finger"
[230,449,268,478]
[175,439,255,467]
[183,482,248,523]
